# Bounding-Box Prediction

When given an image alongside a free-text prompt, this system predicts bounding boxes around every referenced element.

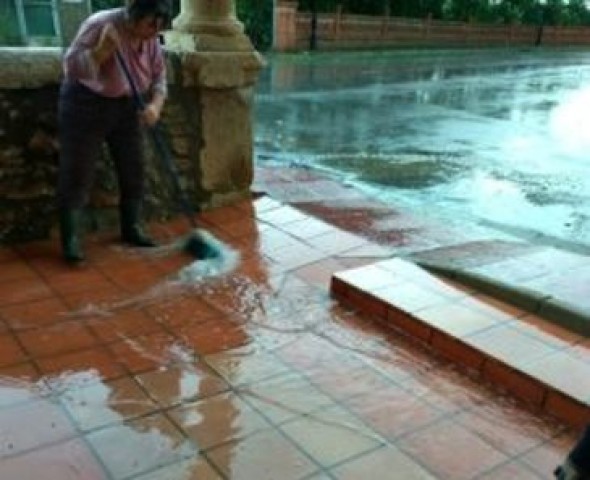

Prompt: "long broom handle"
[115,50,197,228]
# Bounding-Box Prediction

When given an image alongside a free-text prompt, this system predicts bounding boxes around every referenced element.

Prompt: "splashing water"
[175,229,241,283]
[64,229,241,319]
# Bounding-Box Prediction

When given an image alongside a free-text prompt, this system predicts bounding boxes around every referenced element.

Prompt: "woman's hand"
[139,102,161,127]
[139,92,165,127]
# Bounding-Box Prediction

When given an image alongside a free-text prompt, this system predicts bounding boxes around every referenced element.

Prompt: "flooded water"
[254,49,590,250]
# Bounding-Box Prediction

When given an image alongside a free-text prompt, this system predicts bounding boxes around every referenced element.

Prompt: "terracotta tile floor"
[0,194,583,479]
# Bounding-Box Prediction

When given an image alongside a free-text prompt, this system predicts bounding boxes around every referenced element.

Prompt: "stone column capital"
[172,0,243,36]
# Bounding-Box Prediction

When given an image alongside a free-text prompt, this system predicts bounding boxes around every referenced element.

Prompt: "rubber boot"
[119,200,157,247]
[555,426,590,480]
[58,209,85,263]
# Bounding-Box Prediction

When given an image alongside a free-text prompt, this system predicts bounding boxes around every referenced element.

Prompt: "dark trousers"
[57,82,145,208]
[570,425,590,475]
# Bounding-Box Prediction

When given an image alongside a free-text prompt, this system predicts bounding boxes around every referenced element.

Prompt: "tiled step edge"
[415,260,590,338]
[331,269,590,431]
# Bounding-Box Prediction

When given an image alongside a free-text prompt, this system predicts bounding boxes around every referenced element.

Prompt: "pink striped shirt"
[63,8,167,98]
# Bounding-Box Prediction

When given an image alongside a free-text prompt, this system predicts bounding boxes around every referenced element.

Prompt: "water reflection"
[256,50,590,248]
[550,83,590,154]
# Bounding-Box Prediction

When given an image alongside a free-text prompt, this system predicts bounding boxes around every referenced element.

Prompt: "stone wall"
[0,47,222,244]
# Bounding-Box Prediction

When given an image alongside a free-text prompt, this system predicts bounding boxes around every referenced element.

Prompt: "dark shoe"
[555,459,583,479]
[58,209,85,263]
[120,200,157,247]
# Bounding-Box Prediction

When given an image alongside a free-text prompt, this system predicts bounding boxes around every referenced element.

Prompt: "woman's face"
[129,15,164,40]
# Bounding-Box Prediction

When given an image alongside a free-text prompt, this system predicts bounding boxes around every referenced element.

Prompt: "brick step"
[331,258,590,430]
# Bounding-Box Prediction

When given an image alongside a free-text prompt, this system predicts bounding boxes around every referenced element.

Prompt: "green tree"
[236,0,273,50]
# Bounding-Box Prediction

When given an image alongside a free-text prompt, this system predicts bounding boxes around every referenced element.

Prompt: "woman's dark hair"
[127,0,172,26]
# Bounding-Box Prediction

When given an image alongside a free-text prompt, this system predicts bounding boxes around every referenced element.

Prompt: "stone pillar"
[273,1,299,52]
[165,0,265,208]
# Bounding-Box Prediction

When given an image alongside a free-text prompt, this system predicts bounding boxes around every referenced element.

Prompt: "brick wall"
[274,2,590,51]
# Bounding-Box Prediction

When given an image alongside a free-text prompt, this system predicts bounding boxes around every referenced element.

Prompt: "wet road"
[254,49,590,250]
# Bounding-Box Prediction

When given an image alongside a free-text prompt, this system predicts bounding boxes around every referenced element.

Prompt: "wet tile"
[0,297,68,331]
[248,196,283,215]
[206,428,318,480]
[146,296,221,328]
[275,334,357,372]
[176,318,252,356]
[42,267,115,296]
[0,333,27,367]
[86,413,195,480]
[401,365,491,415]
[278,217,336,240]
[106,332,180,374]
[0,247,19,263]
[213,216,261,240]
[168,391,271,450]
[199,204,248,226]
[257,205,309,226]
[88,310,166,344]
[373,282,452,313]
[0,260,37,282]
[255,226,307,255]
[336,242,393,258]
[265,243,328,271]
[37,346,125,383]
[306,230,368,256]
[60,376,158,431]
[18,321,98,358]
[0,277,54,307]
[61,284,127,311]
[418,301,504,338]
[477,460,543,480]
[0,399,77,458]
[519,430,578,478]
[522,350,590,403]
[149,254,197,277]
[398,419,509,479]
[0,438,109,480]
[306,364,393,402]
[241,372,338,424]
[293,258,347,289]
[136,363,229,407]
[0,361,40,382]
[331,445,436,480]
[97,263,162,292]
[333,264,399,292]
[0,370,46,408]
[513,313,584,349]
[343,384,445,440]
[133,456,222,480]
[570,339,590,364]
[455,406,555,457]
[280,405,383,467]
[467,324,557,368]
[204,349,291,387]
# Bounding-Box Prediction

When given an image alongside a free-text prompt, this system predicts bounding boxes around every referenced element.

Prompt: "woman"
[57,0,171,263]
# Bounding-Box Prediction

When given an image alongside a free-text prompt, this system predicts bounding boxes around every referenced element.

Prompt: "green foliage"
[236,0,273,51]
[91,0,124,10]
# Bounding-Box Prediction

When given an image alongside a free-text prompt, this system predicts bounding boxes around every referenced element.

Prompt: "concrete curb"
[415,260,590,338]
